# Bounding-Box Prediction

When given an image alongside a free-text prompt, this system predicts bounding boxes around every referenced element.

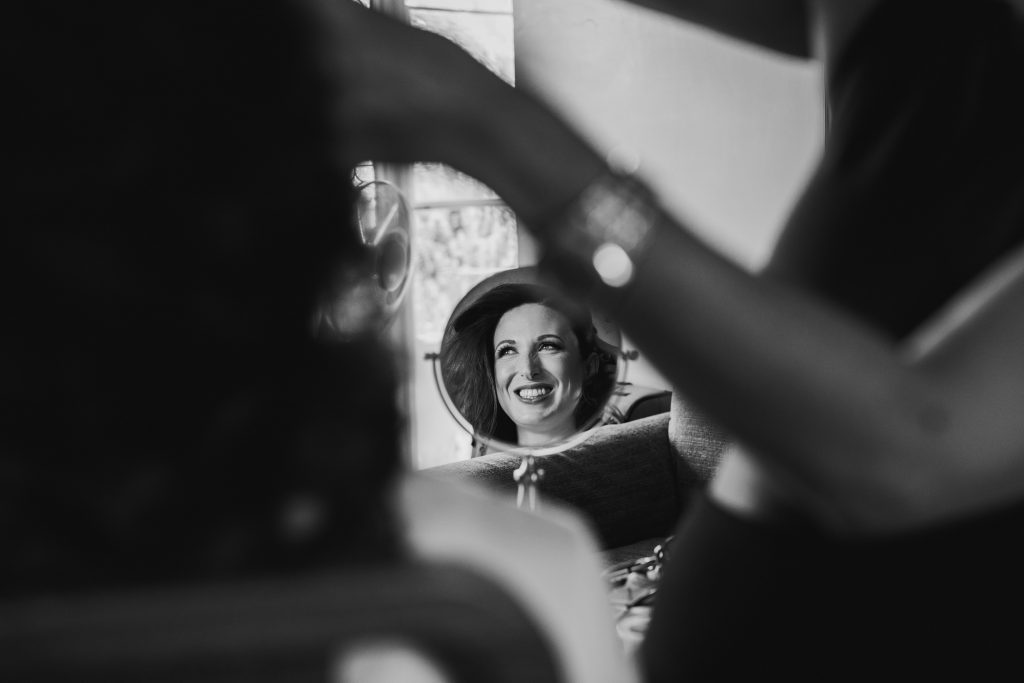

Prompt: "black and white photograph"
[5,0,1024,680]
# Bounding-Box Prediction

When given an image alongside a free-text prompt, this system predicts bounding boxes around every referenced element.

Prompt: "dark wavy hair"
[2,1,400,596]
[440,283,616,450]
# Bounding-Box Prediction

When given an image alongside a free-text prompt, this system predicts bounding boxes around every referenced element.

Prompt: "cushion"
[667,394,729,498]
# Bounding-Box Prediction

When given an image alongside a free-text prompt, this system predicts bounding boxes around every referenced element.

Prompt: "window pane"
[412,162,498,203]
[411,203,518,342]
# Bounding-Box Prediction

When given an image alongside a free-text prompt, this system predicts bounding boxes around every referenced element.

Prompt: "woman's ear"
[584,352,600,378]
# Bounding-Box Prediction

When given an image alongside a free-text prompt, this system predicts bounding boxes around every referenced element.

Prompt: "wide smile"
[513,383,554,403]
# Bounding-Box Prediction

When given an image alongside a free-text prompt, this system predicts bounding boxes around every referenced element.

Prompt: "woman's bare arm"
[318,0,1024,535]
[709,244,1024,535]
[588,196,1024,532]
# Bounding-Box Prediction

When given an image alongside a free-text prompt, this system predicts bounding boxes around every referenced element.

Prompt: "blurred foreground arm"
[398,473,640,683]
[313,0,1024,535]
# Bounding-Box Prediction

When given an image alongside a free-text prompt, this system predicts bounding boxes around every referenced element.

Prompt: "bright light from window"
[403,0,518,468]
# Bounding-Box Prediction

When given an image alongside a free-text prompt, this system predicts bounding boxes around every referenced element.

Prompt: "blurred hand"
[302,0,606,228]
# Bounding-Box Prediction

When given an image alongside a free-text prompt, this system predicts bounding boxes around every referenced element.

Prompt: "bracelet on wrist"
[535,167,662,302]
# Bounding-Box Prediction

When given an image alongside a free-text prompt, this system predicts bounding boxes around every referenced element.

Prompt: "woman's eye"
[496,345,516,358]
[538,341,562,352]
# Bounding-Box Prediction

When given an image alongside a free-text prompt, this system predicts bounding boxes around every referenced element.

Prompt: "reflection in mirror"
[435,267,625,457]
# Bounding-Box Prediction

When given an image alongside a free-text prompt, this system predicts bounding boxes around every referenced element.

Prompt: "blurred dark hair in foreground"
[1,1,402,596]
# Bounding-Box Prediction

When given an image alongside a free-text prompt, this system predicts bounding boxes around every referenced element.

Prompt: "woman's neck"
[517,420,576,448]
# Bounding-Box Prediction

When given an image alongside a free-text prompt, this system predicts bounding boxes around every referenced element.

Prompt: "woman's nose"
[520,351,541,378]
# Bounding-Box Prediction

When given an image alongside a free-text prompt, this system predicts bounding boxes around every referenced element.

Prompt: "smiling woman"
[439,270,618,455]
[492,299,594,447]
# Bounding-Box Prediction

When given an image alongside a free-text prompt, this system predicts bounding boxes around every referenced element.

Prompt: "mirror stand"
[426,347,634,512]
[512,454,545,511]
[427,351,546,510]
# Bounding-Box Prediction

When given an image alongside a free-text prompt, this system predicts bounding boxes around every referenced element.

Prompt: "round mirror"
[434,266,628,457]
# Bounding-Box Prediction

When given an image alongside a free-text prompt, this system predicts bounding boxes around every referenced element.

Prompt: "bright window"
[402,0,519,467]
[405,0,517,344]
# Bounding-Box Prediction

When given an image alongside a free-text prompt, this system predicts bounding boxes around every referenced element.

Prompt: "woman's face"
[492,303,586,445]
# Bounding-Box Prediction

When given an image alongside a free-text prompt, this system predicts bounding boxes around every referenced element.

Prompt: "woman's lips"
[514,384,553,402]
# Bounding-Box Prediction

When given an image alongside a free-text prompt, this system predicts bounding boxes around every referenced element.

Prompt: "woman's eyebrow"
[537,334,564,342]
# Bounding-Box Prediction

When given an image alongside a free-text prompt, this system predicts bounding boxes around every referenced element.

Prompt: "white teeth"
[517,386,551,400]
